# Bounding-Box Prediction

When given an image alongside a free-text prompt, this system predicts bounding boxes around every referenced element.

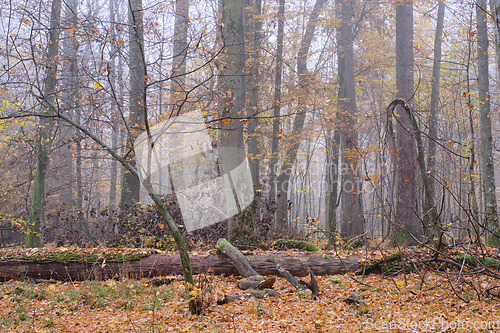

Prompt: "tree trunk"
[427,1,445,199]
[336,0,364,240]
[108,0,120,210]
[169,0,190,114]
[275,0,327,229]
[247,0,262,190]
[393,0,420,244]
[219,0,256,246]
[268,0,285,205]
[120,0,146,210]
[266,0,286,236]
[0,252,360,281]
[26,0,62,248]
[490,0,500,77]
[325,129,340,243]
[476,0,499,245]
[55,0,80,213]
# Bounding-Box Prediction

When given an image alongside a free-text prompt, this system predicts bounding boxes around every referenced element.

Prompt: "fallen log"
[217,290,281,305]
[217,238,261,278]
[0,252,361,281]
[268,256,319,296]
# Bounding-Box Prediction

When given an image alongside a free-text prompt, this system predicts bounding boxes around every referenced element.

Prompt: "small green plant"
[253,301,266,318]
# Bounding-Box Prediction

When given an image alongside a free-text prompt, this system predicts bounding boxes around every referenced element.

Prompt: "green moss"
[275,239,321,252]
[0,249,154,265]
[359,252,402,275]
[457,253,500,268]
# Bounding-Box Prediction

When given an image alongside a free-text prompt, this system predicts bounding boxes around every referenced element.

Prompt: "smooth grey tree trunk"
[170,0,189,114]
[268,0,285,210]
[57,0,80,212]
[325,129,340,243]
[275,0,327,229]
[393,0,421,244]
[120,0,146,210]
[336,0,364,240]
[476,0,499,245]
[247,0,262,190]
[26,0,62,247]
[427,1,445,197]
[220,0,256,246]
[108,0,119,210]
[490,0,500,77]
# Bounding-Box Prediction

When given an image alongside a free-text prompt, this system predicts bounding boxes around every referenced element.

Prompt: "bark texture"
[0,253,361,281]
[337,0,364,239]
[26,0,62,248]
[476,0,499,245]
[394,0,420,244]
[219,0,256,245]
[120,0,146,210]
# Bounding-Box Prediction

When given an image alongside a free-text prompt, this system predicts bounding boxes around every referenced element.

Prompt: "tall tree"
[170,0,190,114]
[220,0,256,245]
[427,1,445,196]
[394,0,421,244]
[108,0,120,210]
[120,0,146,210]
[275,0,327,229]
[476,0,499,245]
[26,0,62,247]
[268,0,285,204]
[247,0,263,190]
[56,0,80,213]
[336,0,364,240]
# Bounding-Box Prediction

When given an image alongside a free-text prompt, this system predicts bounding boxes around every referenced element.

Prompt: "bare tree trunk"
[465,37,481,240]
[57,0,80,212]
[120,0,146,210]
[336,0,364,240]
[219,0,256,246]
[325,129,340,243]
[267,0,285,232]
[275,0,327,229]
[476,0,499,245]
[427,1,445,197]
[170,0,190,114]
[490,0,500,77]
[26,0,62,248]
[393,0,420,244]
[108,0,120,210]
[247,0,262,190]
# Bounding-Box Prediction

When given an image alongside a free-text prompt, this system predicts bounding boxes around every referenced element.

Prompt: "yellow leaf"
[117,39,124,47]
[2,100,10,107]
[189,286,202,298]
[92,81,102,90]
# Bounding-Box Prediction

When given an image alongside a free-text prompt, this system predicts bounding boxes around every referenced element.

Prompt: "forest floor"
[0,247,500,332]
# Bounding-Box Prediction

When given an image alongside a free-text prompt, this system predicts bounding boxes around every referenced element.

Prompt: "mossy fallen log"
[0,250,360,281]
[357,253,402,275]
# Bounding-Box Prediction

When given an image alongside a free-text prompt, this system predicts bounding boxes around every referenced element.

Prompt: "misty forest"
[1,0,500,331]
